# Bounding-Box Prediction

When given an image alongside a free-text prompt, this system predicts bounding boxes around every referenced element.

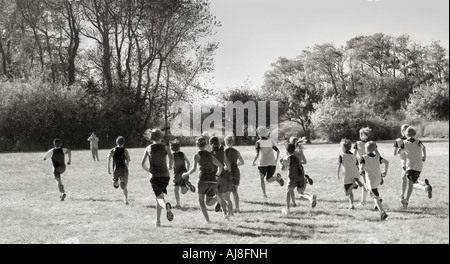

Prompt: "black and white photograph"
[0,0,448,253]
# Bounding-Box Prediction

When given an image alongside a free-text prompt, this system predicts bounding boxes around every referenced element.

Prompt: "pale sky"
[206,0,449,91]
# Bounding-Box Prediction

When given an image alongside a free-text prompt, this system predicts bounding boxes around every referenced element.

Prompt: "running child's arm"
[166,146,174,170]
[252,152,259,166]
[43,149,53,160]
[298,150,307,164]
[107,153,113,174]
[223,151,231,171]
[337,155,342,180]
[141,147,150,173]
[211,155,223,176]
[125,149,131,166]
[381,157,389,177]
[420,142,426,162]
[183,153,191,171]
[237,151,245,166]
[65,149,71,165]
[183,154,198,178]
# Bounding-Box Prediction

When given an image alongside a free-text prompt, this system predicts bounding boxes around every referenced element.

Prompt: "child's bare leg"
[218,193,228,218]
[413,179,427,191]
[232,187,240,211]
[55,177,65,194]
[290,191,296,206]
[198,193,210,223]
[346,187,354,209]
[405,180,414,202]
[174,186,181,206]
[286,189,293,211]
[122,186,128,204]
[260,175,267,196]
[401,171,408,198]
[224,191,233,216]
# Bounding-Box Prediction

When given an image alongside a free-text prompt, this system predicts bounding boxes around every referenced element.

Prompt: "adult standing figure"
[88,131,100,161]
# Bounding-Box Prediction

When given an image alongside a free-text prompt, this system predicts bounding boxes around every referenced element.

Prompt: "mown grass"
[0,141,448,244]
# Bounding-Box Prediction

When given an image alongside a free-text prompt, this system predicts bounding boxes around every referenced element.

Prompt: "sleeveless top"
[198,150,217,183]
[52,148,65,168]
[288,154,304,184]
[225,148,239,169]
[113,147,127,169]
[173,151,187,174]
[148,143,170,177]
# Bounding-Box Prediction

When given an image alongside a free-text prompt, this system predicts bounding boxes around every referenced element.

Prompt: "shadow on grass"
[186,226,313,240]
[241,200,283,207]
[389,206,448,218]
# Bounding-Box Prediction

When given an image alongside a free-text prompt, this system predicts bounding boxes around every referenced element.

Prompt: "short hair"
[289,136,298,145]
[202,131,210,138]
[144,128,163,142]
[257,126,270,137]
[116,136,125,146]
[405,126,417,137]
[365,141,377,153]
[209,136,220,146]
[196,136,207,148]
[286,143,296,154]
[359,127,372,140]
[170,139,181,152]
[400,124,409,133]
[224,135,234,146]
[53,138,62,147]
[340,138,352,152]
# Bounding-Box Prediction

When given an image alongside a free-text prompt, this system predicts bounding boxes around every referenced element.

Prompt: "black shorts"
[150,176,170,197]
[344,183,354,193]
[53,165,66,178]
[258,166,276,180]
[371,188,380,197]
[406,170,421,183]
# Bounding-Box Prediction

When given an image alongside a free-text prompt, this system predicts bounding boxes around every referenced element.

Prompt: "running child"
[353,127,380,206]
[107,136,131,205]
[397,126,432,209]
[252,126,283,198]
[279,143,306,215]
[182,136,223,224]
[337,138,363,210]
[141,128,174,227]
[359,141,389,220]
[170,139,194,209]
[224,135,245,213]
[43,138,72,201]
[281,137,317,209]
[393,124,409,205]
[209,136,233,220]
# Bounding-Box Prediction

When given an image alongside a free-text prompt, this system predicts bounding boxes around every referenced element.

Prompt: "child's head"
[365,141,377,153]
[359,127,372,141]
[257,126,270,138]
[196,136,207,149]
[116,136,125,146]
[289,136,298,145]
[401,124,410,136]
[53,138,62,148]
[209,136,221,151]
[144,128,163,142]
[405,126,417,138]
[170,139,181,152]
[224,135,234,147]
[285,143,296,154]
[202,131,210,140]
[340,138,352,153]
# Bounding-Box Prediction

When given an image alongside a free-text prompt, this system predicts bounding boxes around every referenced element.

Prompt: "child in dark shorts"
[170,139,194,209]
[183,136,223,224]
[43,138,71,201]
[107,136,131,205]
[141,129,174,227]
[224,135,245,213]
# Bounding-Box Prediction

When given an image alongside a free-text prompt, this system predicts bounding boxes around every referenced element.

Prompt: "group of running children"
[43,124,432,225]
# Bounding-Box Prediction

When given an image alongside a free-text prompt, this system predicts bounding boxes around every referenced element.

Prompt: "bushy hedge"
[311,96,398,142]
[0,81,144,152]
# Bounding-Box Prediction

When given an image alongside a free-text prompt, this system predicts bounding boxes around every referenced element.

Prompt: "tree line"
[225,33,449,142]
[0,0,448,151]
[0,0,220,150]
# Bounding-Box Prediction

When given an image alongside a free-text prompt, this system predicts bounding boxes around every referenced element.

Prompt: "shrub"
[311,96,397,142]
[406,83,449,121]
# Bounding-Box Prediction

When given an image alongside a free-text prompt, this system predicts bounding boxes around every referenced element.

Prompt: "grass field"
[0,141,448,244]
